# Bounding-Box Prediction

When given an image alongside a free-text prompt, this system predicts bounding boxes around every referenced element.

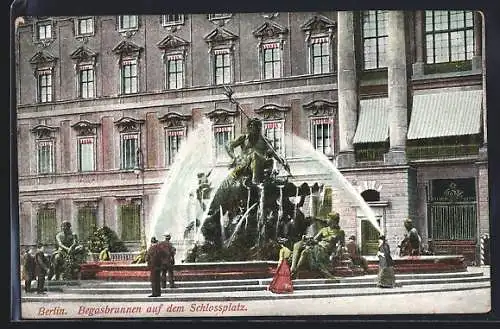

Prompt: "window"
[311,37,331,74]
[263,121,284,155]
[263,43,281,79]
[214,126,232,162]
[37,22,52,40]
[120,133,138,170]
[78,137,95,172]
[162,14,184,26]
[37,140,54,174]
[121,60,138,94]
[119,15,138,30]
[77,17,94,35]
[425,11,474,64]
[214,49,231,85]
[37,207,56,245]
[311,118,333,156]
[362,10,388,69]
[165,129,184,165]
[79,66,94,98]
[166,54,184,89]
[119,203,141,241]
[208,13,232,20]
[77,205,97,244]
[38,71,52,103]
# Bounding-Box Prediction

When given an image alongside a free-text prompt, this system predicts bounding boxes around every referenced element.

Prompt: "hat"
[378,235,386,241]
[348,235,356,241]
[37,243,44,248]
[326,212,340,224]
[163,232,171,239]
[404,218,413,225]
[277,237,288,244]
[150,237,158,244]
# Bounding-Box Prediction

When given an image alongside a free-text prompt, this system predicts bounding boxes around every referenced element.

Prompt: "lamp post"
[133,147,146,248]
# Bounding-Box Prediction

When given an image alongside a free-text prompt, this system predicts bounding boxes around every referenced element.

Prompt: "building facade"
[15,11,488,264]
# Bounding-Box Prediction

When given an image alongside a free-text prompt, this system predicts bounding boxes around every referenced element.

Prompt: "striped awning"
[353,97,389,144]
[407,90,483,140]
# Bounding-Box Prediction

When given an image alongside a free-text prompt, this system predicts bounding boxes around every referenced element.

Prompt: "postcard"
[13,10,491,319]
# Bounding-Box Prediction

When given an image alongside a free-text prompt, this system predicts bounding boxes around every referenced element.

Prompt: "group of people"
[22,244,51,294]
[145,232,177,297]
[266,213,421,293]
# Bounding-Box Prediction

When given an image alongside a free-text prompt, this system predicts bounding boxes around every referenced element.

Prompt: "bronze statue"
[290,212,345,279]
[226,118,291,185]
[398,218,422,256]
[48,221,86,280]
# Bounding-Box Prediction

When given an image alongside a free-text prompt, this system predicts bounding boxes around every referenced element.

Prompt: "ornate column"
[472,11,483,71]
[336,11,358,168]
[386,11,408,165]
[412,10,425,76]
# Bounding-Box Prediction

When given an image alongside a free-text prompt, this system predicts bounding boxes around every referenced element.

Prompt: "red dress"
[268,259,294,294]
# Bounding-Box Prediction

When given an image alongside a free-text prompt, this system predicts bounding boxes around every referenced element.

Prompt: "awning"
[353,97,389,144]
[407,89,483,140]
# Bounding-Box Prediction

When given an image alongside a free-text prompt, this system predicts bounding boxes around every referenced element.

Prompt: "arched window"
[361,189,380,202]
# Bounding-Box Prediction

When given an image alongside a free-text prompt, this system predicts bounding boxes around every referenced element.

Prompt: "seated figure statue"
[398,218,422,256]
[290,212,345,279]
[48,221,86,280]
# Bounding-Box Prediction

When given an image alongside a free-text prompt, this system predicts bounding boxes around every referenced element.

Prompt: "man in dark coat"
[34,244,50,294]
[22,248,35,293]
[158,232,176,289]
[145,237,162,297]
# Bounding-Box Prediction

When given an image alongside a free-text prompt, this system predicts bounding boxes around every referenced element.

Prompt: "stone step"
[48,273,490,295]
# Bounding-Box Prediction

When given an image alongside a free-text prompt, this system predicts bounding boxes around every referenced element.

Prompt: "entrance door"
[427,178,477,264]
[361,218,381,255]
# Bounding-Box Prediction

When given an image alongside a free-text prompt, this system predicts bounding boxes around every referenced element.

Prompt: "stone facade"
[15,12,488,263]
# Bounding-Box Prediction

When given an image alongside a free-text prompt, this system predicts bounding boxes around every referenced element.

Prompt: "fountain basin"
[79,255,467,281]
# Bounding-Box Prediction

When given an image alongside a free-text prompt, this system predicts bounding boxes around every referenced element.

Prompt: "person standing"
[34,244,50,294]
[268,237,293,294]
[158,232,176,289]
[345,235,369,274]
[145,237,162,297]
[22,248,35,293]
[376,235,396,288]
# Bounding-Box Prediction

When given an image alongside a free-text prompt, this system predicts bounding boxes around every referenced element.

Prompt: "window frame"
[120,58,139,95]
[36,69,53,103]
[262,120,285,157]
[119,202,142,242]
[75,17,95,37]
[36,21,52,40]
[213,48,232,85]
[76,204,98,244]
[213,125,233,163]
[77,136,96,172]
[162,14,185,27]
[36,138,55,174]
[118,15,139,31]
[261,42,282,80]
[77,65,96,99]
[165,128,185,165]
[309,36,332,75]
[424,10,475,65]
[310,117,334,157]
[120,133,139,170]
[165,53,184,90]
[361,10,388,70]
[208,13,232,21]
[36,206,57,246]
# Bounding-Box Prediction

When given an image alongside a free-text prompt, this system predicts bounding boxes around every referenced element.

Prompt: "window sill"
[412,69,482,81]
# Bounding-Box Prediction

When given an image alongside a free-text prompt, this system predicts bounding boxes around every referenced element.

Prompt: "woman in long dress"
[268,237,294,293]
[376,235,396,288]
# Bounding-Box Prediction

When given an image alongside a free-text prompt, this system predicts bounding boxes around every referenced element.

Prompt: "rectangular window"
[214,126,232,162]
[311,118,334,156]
[38,71,52,103]
[263,43,281,79]
[119,203,141,241]
[121,61,138,94]
[166,55,183,89]
[37,22,52,40]
[166,129,184,165]
[162,14,184,26]
[79,67,94,98]
[77,17,94,35]
[425,10,474,64]
[78,137,95,172]
[37,207,56,245]
[214,50,231,85]
[362,10,388,69]
[121,134,138,170]
[37,140,54,174]
[208,13,232,20]
[311,37,330,74]
[263,121,284,155]
[77,206,97,244]
[119,15,138,30]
